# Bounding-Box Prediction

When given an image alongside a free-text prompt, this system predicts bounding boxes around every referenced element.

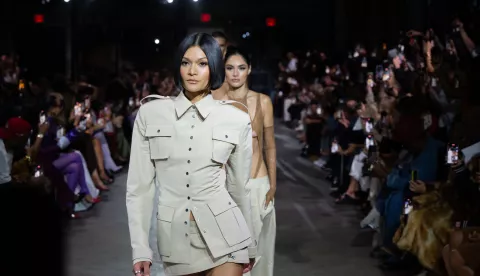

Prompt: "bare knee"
[206,262,243,276]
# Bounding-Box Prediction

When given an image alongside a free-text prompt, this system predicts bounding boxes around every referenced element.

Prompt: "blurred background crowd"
[1,0,480,275]
[273,16,480,276]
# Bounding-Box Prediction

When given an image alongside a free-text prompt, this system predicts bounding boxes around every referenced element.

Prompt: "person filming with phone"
[378,110,444,269]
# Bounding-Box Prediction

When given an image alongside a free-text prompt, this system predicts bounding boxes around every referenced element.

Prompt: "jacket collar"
[174,91,216,119]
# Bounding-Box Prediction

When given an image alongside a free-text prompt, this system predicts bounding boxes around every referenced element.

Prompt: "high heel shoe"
[85,194,102,204]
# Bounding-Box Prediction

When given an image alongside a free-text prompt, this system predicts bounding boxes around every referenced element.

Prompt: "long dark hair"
[225,46,251,66]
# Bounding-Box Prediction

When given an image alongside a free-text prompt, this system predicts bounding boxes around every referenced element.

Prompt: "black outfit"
[305,114,324,156]
[0,182,65,275]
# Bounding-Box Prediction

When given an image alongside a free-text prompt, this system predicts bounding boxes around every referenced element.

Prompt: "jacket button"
[186,172,189,175]
[185,209,188,212]
[185,233,188,237]
[184,221,188,225]
[188,196,191,200]
[157,129,160,133]
[190,136,193,139]
[228,202,231,205]
[189,148,192,151]
[186,184,190,188]
[187,160,191,164]
[203,229,207,233]
[225,135,228,138]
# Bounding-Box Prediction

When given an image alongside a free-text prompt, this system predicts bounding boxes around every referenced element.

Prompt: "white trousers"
[245,176,276,276]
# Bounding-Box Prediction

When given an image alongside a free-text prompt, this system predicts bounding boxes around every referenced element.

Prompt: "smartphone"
[375,65,383,79]
[431,77,437,87]
[334,110,343,119]
[382,69,390,81]
[367,78,374,88]
[423,114,432,130]
[34,165,43,178]
[331,141,339,153]
[404,199,413,215]
[411,170,418,181]
[74,103,82,116]
[361,57,368,68]
[56,127,65,140]
[18,79,25,91]
[128,97,134,107]
[365,135,374,150]
[365,118,374,133]
[84,97,91,109]
[447,143,459,164]
[316,107,322,115]
[39,111,46,124]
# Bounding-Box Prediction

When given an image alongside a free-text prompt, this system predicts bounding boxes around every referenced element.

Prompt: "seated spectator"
[378,114,443,268]
[303,100,324,159]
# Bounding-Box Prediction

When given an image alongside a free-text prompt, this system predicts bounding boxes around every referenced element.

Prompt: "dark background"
[0,0,478,78]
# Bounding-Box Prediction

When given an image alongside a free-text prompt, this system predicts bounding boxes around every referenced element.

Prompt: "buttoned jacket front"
[126,92,256,265]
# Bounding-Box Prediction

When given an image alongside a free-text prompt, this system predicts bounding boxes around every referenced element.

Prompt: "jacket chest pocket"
[146,125,174,160]
[156,205,175,257]
[208,197,250,246]
[212,128,239,164]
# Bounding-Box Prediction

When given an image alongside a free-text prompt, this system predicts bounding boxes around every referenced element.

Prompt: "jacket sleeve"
[225,119,256,258]
[126,107,156,265]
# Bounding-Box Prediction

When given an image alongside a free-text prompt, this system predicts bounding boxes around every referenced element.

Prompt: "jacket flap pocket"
[212,128,239,144]
[157,205,175,222]
[146,125,174,137]
[208,197,238,216]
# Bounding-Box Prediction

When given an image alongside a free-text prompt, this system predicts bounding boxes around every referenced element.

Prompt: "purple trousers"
[53,152,90,196]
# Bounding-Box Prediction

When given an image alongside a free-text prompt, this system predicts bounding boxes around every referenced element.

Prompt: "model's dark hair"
[174,33,225,91]
[225,46,251,66]
[211,31,227,41]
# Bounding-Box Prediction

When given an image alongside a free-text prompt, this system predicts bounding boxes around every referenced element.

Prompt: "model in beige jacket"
[127,33,256,276]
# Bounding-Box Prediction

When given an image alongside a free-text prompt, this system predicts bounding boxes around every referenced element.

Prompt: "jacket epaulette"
[140,95,171,105]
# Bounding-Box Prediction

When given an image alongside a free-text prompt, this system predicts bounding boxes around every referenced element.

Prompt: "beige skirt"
[163,221,249,276]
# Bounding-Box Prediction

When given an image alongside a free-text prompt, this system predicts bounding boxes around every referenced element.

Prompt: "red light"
[34,14,44,24]
[266,17,276,27]
[200,13,211,23]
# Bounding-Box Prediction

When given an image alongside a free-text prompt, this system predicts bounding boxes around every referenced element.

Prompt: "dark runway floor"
[66,122,414,276]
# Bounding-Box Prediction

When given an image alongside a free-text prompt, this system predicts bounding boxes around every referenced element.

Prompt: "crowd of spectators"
[0,54,180,274]
[275,17,480,276]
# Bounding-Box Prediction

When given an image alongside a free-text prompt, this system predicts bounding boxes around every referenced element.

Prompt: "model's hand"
[132,261,151,276]
[243,258,255,273]
[265,187,276,209]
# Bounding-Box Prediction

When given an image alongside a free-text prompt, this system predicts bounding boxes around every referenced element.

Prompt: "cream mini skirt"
[163,221,249,276]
